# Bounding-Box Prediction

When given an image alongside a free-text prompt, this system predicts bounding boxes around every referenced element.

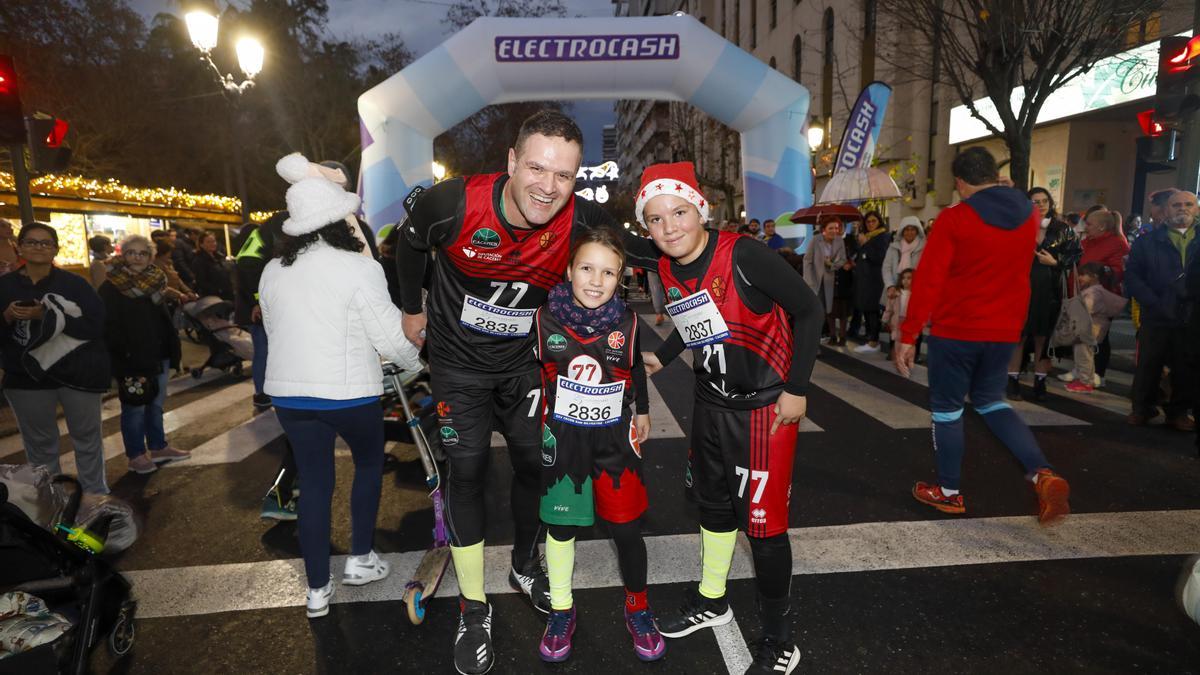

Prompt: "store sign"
[495,35,680,63]
[948,33,1190,144]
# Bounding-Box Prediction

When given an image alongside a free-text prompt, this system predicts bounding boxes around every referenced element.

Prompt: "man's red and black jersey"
[409,173,576,373]
[658,230,793,409]
[534,308,639,413]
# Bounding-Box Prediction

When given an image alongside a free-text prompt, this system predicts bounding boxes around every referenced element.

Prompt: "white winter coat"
[259,240,420,399]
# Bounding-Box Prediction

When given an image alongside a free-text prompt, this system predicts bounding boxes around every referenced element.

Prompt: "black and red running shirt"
[656,230,821,410]
[534,307,648,417]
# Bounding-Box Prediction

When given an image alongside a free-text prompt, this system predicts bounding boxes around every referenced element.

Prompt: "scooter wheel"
[108,613,135,656]
[404,586,426,625]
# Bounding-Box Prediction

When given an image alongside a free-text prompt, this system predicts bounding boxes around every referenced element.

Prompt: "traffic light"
[25,113,71,175]
[0,55,24,145]
[1155,36,1200,126]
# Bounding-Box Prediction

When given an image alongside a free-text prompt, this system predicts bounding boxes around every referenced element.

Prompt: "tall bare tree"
[879,0,1169,189]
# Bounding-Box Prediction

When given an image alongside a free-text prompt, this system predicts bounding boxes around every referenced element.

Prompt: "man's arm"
[900,215,954,344]
[734,240,822,396]
[1122,238,1162,310]
[396,180,463,312]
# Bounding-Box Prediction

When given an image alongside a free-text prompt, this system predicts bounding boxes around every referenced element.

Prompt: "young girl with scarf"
[531,228,662,664]
[100,234,187,475]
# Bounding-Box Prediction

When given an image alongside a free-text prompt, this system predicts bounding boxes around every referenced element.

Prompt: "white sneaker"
[853,343,880,353]
[307,578,334,618]
[1093,374,1103,388]
[1056,371,1076,383]
[342,550,390,586]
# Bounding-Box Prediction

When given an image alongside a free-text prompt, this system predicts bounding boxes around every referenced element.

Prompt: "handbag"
[1050,267,1096,349]
[117,372,158,406]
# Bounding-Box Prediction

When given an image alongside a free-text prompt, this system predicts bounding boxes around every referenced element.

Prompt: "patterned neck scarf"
[106,259,168,305]
[548,282,625,336]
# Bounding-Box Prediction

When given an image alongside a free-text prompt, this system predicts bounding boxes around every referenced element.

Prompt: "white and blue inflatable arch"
[358,14,812,232]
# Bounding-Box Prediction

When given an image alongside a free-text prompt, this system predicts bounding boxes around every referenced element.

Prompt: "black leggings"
[863,309,882,343]
[698,503,792,601]
[549,520,647,593]
[446,446,543,568]
[1095,333,1111,377]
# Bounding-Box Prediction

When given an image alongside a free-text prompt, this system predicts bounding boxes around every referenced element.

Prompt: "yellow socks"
[545,533,576,610]
[699,528,737,599]
[450,542,486,603]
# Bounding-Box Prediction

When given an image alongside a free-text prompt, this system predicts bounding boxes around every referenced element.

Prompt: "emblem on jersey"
[710,275,726,301]
[628,420,642,458]
[667,287,683,302]
[439,426,459,446]
[566,355,603,384]
[539,230,557,249]
[547,333,568,352]
[461,245,501,262]
[751,508,767,524]
[607,331,626,350]
[541,424,557,466]
[471,227,502,249]
[436,401,451,418]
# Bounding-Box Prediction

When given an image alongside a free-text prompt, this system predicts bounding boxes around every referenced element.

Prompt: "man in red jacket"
[894,147,1071,524]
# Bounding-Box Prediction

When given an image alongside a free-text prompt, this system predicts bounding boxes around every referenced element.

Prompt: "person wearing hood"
[881,216,926,303]
[1006,186,1078,402]
[258,154,421,619]
[895,147,1070,526]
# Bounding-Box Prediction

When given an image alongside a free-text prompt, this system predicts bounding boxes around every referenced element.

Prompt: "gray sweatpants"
[5,387,108,495]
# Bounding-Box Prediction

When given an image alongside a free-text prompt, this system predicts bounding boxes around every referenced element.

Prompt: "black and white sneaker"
[744,637,800,674]
[508,557,551,614]
[454,596,494,675]
[656,586,733,638]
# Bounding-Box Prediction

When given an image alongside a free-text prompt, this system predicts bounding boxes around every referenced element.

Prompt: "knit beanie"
[276,153,360,237]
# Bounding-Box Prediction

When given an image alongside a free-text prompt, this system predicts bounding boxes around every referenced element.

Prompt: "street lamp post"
[185,10,264,225]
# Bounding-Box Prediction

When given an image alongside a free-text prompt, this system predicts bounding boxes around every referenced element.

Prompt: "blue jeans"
[119,360,170,458]
[250,323,268,396]
[926,336,1050,489]
[275,401,385,589]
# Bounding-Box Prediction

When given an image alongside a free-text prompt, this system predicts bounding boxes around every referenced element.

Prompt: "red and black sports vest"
[657,231,792,409]
[535,307,639,418]
[426,173,575,373]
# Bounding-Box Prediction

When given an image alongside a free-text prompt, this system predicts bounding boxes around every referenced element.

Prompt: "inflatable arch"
[358,14,812,240]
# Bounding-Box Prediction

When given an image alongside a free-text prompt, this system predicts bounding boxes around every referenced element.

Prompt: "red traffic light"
[45,118,68,147]
[1168,35,1200,69]
[1138,110,1166,137]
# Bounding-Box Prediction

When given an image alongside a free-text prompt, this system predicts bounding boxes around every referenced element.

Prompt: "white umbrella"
[817,167,901,204]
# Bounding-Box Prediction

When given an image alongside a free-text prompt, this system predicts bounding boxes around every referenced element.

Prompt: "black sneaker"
[253,393,272,410]
[745,637,800,674]
[508,557,551,614]
[454,596,494,675]
[1032,376,1047,402]
[1006,376,1022,401]
[656,586,733,638]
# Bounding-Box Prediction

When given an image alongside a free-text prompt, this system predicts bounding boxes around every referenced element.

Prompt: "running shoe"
[625,606,666,661]
[538,607,576,662]
[852,343,880,353]
[342,550,390,586]
[306,577,334,618]
[911,482,965,514]
[1033,469,1070,525]
[454,596,494,675]
[656,586,733,638]
[253,393,272,410]
[745,636,801,674]
[1006,376,1022,401]
[260,487,297,521]
[1056,371,1076,382]
[150,446,191,463]
[509,556,552,614]
[127,453,157,475]
[1065,381,1094,394]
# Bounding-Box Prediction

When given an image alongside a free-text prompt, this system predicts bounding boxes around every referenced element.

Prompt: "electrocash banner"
[833,82,893,174]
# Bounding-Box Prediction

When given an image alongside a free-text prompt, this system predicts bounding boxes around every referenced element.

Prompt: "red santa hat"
[635,161,710,226]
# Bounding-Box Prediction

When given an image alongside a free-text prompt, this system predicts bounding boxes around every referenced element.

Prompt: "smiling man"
[396,110,656,675]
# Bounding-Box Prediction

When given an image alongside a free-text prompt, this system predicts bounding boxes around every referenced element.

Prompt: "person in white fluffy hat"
[258,153,421,618]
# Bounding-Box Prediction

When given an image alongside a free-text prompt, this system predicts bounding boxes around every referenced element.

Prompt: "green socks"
[699,527,738,599]
[450,542,486,603]
[546,532,576,610]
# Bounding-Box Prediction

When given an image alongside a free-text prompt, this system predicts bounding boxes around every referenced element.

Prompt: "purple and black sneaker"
[625,606,666,661]
[538,607,576,662]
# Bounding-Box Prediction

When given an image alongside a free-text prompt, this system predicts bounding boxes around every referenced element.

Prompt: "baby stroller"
[180,296,254,379]
[0,478,136,674]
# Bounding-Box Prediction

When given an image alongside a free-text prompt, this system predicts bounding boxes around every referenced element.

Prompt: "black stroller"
[0,482,136,674]
[179,296,254,379]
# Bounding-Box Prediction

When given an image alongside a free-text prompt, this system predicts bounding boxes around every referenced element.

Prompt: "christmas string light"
[0,171,241,213]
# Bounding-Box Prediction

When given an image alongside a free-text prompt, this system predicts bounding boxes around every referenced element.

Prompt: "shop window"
[823,8,834,119]
[770,0,777,29]
[750,0,757,48]
[793,34,803,81]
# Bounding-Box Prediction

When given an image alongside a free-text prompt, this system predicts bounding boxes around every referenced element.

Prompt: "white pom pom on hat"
[277,151,361,237]
[276,153,312,185]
